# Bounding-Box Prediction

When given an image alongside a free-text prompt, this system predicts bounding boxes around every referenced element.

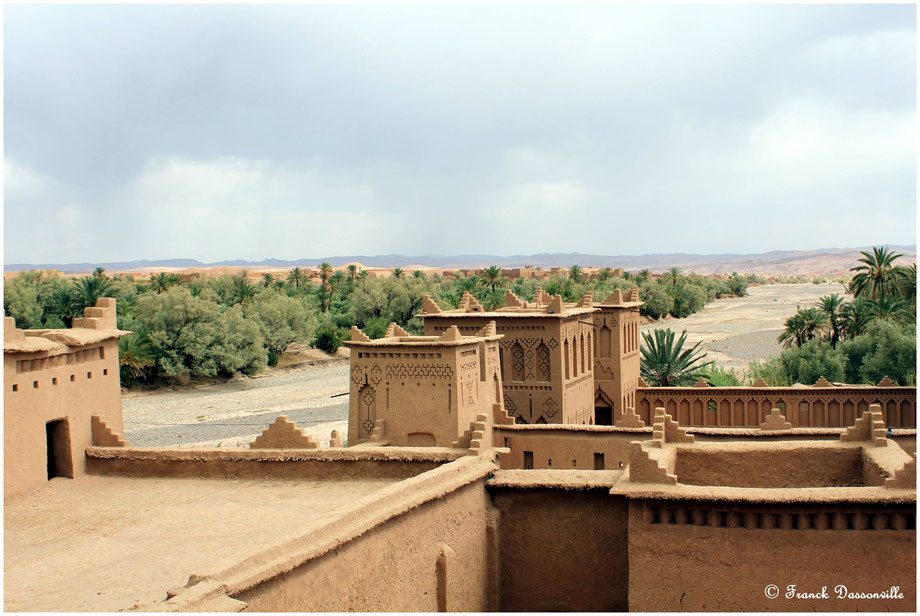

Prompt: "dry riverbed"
[642,282,848,372]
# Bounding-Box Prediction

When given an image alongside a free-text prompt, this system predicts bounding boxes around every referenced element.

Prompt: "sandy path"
[642,283,847,371]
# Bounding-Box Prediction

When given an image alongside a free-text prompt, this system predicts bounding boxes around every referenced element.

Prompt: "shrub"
[313,323,347,354]
[776,340,846,385]
[638,282,673,319]
[838,320,916,385]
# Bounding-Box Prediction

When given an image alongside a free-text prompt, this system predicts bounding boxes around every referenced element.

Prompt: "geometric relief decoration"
[543,397,558,419]
[385,363,453,379]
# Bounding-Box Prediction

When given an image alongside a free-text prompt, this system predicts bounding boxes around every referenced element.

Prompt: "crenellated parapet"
[345,321,504,448]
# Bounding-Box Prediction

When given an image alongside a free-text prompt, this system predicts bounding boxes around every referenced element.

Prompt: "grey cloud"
[3,3,915,263]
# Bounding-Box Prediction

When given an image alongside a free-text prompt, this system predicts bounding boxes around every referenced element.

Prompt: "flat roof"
[4,474,400,611]
[426,306,596,319]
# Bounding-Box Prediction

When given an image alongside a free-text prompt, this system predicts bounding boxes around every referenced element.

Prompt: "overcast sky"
[4,3,916,264]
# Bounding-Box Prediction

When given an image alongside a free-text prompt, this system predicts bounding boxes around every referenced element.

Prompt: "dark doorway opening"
[523,451,534,470]
[596,405,612,426]
[594,453,605,470]
[46,419,74,480]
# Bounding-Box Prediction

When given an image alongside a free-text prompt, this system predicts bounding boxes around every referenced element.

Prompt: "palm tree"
[392,267,405,279]
[118,333,155,382]
[840,298,873,339]
[232,277,257,304]
[568,265,583,282]
[896,263,916,301]
[92,266,107,279]
[149,272,182,294]
[347,264,358,284]
[665,267,682,288]
[261,273,276,288]
[357,269,369,284]
[482,266,504,292]
[273,279,286,291]
[849,246,906,299]
[412,270,426,280]
[318,263,334,312]
[287,267,307,289]
[597,268,612,282]
[637,269,652,285]
[622,270,632,281]
[458,276,478,293]
[72,275,114,312]
[867,295,914,323]
[640,328,714,386]
[778,308,828,348]
[815,294,846,348]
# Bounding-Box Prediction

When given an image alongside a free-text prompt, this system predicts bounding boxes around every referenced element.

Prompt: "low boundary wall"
[493,424,916,470]
[157,456,498,612]
[86,446,464,480]
[637,385,916,428]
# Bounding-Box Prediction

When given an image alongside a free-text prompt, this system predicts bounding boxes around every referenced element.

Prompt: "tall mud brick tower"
[593,287,643,425]
[422,290,597,425]
[345,321,504,447]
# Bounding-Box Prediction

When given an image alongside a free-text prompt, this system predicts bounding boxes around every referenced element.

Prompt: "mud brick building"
[422,290,597,426]
[345,321,504,447]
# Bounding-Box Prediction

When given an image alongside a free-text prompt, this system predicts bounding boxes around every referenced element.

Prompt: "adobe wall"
[85,446,462,481]
[673,444,865,488]
[492,423,917,470]
[592,290,643,424]
[345,324,503,447]
[422,293,596,426]
[637,385,916,428]
[4,302,125,500]
[627,498,916,611]
[224,458,497,612]
[487,471,629,611]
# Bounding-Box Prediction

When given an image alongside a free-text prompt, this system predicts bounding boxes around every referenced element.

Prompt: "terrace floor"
[4,474,399,612]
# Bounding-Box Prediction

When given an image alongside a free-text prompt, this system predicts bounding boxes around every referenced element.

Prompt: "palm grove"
[4,264,749,386]
[641,247,916,388]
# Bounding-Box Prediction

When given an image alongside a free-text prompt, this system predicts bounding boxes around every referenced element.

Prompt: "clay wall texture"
[637,385,916,428]
[492,423,917,470]
[345,325,503,447]
[3,299,126,500]
[627,498,915,611]
[422,297,596,426]
[230,461,497,612]
[488,477,630,611]
[592,295,643,425]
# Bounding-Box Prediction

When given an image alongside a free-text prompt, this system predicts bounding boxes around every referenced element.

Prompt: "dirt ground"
[642,282,848,372]
[3,474,398,611]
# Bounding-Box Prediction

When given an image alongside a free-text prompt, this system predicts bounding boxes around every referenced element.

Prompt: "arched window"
[599,325,611,358]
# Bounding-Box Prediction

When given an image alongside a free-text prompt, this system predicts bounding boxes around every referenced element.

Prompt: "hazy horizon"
[4,4,916,263]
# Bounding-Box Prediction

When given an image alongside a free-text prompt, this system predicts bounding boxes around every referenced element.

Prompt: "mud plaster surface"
[3,474,398,612]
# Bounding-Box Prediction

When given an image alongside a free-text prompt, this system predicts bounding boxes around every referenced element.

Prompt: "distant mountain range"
[6,245,916,276]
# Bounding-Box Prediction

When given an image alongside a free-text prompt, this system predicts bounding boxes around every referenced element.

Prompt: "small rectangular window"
[87,372,92,379]
[52,378,58,385]
[103,369,108,376]
[12,384,18,392]
[33,381,39,389]
[70,375,75,382]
